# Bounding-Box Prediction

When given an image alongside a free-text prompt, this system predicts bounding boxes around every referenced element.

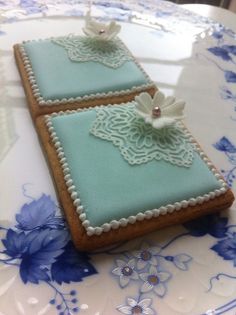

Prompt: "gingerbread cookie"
[14,15,156,120]
[35,91,234,250]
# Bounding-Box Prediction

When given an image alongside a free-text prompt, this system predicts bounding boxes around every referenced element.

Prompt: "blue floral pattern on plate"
[0,194,97,315]
[214,137,236,188]
[0,190,194,315]
[184,214,236,314]
[109,237,192,314]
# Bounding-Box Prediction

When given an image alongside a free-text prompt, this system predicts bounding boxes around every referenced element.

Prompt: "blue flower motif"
[208,47,231,61]
[15,194,64,230]
[224,70,236,83]
[165,254,192,270]
[183,214,228,238]
[211,232,236,266]
[51,241,97,284]
[132,242,161,270]
[112,258,139,288]
[140,266,171,297]
[214,137,236,153]
[2,228,69,283]
[117,297,155,315]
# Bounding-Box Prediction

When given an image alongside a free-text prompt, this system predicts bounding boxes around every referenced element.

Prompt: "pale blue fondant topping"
[23,40,149,100]
[51,106,221,227]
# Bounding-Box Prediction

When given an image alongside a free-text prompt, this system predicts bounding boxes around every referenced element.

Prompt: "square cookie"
[36,100,234,251]
[14,35,156,119]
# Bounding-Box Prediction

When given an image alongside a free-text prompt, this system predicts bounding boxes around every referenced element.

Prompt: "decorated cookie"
[36,91,234,250]
[14,14,156,119]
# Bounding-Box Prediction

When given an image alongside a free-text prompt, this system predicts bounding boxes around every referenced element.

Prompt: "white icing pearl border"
[19,37,156,106]
[45,105,229,236]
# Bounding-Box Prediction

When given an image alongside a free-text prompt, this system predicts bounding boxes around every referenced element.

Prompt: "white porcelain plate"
[0,1,236,314]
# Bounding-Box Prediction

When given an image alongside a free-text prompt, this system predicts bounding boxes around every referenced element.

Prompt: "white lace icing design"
[90,104,195,167]
[52,35,132,68]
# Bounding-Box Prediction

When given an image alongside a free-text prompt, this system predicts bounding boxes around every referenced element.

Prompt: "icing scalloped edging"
[45,105,229,237]
[19,37,156,106]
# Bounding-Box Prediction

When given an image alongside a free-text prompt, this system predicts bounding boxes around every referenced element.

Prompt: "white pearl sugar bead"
[65,179,73,187]
[209,191,216,199]
[57,148,64,156]
[145,210,153,219]
[174,202,182,210]
[111,220,119,229]
[79,213,86,221]
[204,194,210,202]
[119,218,128,227]
[54,141,61,148]
[60,157,66,164]
[220,187,227,193]
[73,198,80,206]
[71,191,78,200]
[136,213,145,221]
[87,227,95,236]
[128,216,136,224]
[160,207,167,215]
[153,209,160,217]
[82,220,90,228]
[68,185,76,193]
[64,174,71,181]
[101,223,111,232]
[94,227,103,235]
[63,167,70,175]
[76,206,83,214]
[181,200,188,208]
[166,205,175,213]
[215,189,222,196]
[197,196,204,204]
[189,198,197,206]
